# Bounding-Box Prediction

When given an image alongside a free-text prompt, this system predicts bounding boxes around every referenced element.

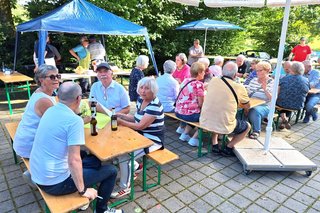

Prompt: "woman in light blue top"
[13,64,60,158]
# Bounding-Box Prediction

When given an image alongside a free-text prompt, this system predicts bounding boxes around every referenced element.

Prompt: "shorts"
[232,119,248,135]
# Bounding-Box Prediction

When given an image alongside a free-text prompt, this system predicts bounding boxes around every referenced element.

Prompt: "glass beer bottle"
[111,108,118,131]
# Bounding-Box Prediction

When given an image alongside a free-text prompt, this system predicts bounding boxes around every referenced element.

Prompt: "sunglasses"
[45,74,61,80]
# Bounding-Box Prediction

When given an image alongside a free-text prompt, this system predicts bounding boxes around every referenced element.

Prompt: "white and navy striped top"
[135,97,164,146]
[245,77,273,103]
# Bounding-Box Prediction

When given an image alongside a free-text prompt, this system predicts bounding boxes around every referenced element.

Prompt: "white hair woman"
[172,53,190,83]
[129,55,149,101]
[276,62,309,129]
[111,77,164,198]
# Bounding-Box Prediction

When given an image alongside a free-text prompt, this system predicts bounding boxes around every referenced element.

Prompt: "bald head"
[283,61,292,74]
[302,60,312,74]
[222,61,238,78]
[58,82,82,105]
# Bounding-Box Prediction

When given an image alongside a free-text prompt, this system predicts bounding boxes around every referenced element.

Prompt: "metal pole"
[203,28,208,54]
[13,32,20,71]
[264,0,291,152]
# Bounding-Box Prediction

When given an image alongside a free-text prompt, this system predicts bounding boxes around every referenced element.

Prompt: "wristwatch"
[78,187,87,196]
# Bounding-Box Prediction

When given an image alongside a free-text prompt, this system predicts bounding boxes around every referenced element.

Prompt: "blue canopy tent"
[14,0,158,75]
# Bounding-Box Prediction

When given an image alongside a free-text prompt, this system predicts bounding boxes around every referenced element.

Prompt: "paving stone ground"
[0,87,319,213]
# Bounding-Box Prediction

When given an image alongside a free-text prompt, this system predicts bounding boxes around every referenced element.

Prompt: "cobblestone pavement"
[0,92,319,213]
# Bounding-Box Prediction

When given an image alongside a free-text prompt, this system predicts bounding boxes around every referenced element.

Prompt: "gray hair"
[137,77,158,98]
[237,54,246,60]
[176,53,188,65]
[214,56,224,65]
[58,82,82,104]
[222,61,238,78]
[136,55,149,68]
[198,57,210,68]
[163,60,176,74]
[291,62,305,75]
[35,64,58,86]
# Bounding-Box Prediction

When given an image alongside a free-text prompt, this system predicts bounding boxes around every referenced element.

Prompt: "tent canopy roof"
[17,0,147,36]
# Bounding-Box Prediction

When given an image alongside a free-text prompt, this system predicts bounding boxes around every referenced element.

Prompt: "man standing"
[30,82,122,213]
[289,37,312,62]
[187,39,204,66]
[90,63,130,114]
[200,62,251,156]
[69,36,91,94]
[88,35,106,71]
[302,60,320,123]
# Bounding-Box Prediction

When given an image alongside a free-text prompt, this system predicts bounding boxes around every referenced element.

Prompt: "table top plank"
[0,72,33,83]
[85,124,153,161]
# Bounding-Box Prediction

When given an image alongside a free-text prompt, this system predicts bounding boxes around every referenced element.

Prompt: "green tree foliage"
[3,0,320,74]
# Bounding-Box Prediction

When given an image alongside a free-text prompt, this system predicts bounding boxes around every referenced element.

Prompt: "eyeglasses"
[45,74,61,80]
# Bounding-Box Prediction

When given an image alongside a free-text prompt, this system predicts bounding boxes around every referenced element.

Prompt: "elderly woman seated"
[172,53,190,83]
[111,77,164,198]
[208,55,224,78]
[246,61,274,139]
[129,55,149,102]
[276,62,309,129]
[175,62,205,147]
[156,60,179,112]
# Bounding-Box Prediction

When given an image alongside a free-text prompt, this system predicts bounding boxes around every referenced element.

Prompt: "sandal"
[249,132,260,139]
[283,120,291,130]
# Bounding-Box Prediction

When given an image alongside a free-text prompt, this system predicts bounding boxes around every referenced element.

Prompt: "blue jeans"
[175,112,200,128]
[38,164,117,213]
[248,105,270,133]
[305,94,320,116]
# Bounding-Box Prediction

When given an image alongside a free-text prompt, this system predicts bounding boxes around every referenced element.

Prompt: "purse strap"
[174,79,196,107]
[221,76,238,105]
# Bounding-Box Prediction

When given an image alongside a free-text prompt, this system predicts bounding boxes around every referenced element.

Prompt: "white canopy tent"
[171,0,320,175]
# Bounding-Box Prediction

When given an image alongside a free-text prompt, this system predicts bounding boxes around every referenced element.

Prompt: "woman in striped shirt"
[245,61,273,139]
[111,77,164,198]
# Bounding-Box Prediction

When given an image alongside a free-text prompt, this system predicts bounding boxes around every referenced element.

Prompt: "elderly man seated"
[200,61,251,156]
[236,54,247,77]
[89,62,130,114]
[302,60,320,123]
[272,61,292,79]
[30,82,122,213]
[156,60,179,112]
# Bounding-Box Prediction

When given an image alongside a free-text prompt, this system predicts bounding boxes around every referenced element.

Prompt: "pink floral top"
[172,64,191,83]
[175,78,205,115]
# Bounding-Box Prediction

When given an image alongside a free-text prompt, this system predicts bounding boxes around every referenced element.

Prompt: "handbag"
[174,79,196,107]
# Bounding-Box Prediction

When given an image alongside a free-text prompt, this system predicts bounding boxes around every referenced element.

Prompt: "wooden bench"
[275,106,302,129]
[164,113,228,157]
[142,148,179,191]
[4,122,20,164]
[21,158,89,213]
[4,122,89,213]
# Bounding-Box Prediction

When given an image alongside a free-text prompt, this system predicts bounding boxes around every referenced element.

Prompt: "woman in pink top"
[172,53,191,83]
[175,62,205,147]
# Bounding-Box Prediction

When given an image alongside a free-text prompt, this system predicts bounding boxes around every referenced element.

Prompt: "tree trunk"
[0,0,15,35]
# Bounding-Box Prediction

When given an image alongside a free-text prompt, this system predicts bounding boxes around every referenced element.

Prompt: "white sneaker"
[110,187,131,199]
[179,133,191,141]
[188,138,199,147]
[78,203,90,211]
[104,207,123,213]
[176,126,185,134]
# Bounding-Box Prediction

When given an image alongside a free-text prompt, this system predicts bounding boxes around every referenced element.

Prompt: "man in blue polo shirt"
[30,81,122,213]
[89,62,130,114]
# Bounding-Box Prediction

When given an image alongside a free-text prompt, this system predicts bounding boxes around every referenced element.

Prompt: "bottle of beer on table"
[111,108,118,131]
[90,96,98,136]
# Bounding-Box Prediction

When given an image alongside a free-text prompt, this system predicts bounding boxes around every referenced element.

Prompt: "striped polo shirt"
[135,97,164,146]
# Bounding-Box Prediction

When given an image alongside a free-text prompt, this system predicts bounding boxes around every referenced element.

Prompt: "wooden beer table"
[84,124,153,206]
[0,72,33,115]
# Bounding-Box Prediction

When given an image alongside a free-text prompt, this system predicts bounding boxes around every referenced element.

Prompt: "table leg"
[26,81,31,98]
[4,83,13,115]
[129,152,135,200]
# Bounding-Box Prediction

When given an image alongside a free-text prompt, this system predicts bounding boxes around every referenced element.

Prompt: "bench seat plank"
[147,148,179,165]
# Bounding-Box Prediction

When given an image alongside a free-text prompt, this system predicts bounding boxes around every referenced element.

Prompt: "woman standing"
[129,55,149,102]
[246,61,274,139]
[172,53,190,83]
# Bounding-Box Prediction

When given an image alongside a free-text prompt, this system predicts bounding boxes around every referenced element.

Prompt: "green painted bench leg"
[157,165,161,185]
[197,128,203,157]
[221,135,228,150]
[142,155,160,191]
[207,132,212,153]
[295,110,301,124]
[10,138,18,164]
